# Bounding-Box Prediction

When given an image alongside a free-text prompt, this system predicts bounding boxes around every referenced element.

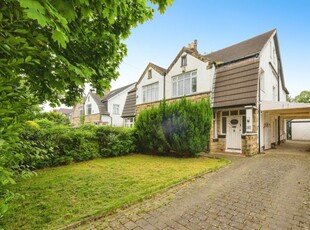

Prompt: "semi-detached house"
[123,29,310,156]
[72,83,135,127]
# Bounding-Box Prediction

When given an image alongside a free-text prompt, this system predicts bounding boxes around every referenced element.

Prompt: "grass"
[3,154,229,230]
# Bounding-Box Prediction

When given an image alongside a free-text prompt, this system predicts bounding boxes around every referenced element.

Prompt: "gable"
[166,47,210,75]
[136,63,166,87]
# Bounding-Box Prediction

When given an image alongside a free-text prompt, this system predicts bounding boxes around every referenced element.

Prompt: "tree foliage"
[0,0,173,221]
[135,98,213,157]
[1,0,173,106]
[291,90,310,103]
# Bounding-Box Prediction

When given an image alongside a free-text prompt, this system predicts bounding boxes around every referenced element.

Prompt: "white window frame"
[172,71,197,97]
[181,55,187,66]
[113,104,120,115]
[86,104,92,115]
[142,82,159,103]
[125,117,135,127]
[260,69,265,92]
[147,69,152,79]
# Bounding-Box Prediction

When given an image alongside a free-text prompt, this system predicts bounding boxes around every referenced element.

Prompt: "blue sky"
[111,0,310,97]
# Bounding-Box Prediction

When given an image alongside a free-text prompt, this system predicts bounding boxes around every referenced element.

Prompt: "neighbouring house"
[72,99,85,126]
[82,83,136,126]
[54,108,74,122]
[121,88,137,127]
[133,29,310,155]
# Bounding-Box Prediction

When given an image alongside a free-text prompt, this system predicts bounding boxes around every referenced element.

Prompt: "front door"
[226,116,241,152]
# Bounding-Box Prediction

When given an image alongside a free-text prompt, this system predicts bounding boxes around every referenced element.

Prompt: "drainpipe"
[163,72,166,99]
[277,62,281,145]
[258,62,261,154]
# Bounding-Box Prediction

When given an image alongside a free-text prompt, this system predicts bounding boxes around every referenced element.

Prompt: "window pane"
[222,111,229,116]
[222,117,227,134]
[239,110,246,115]
[172,82,177,97]
[178,78,184,96]
[143,89,146,102]
[242,116,246,134]
[185,78,190,94]
[192,77,197,93]
[230,110,238,116]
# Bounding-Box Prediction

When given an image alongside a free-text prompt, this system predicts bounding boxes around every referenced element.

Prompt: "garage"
[260,101,310,151]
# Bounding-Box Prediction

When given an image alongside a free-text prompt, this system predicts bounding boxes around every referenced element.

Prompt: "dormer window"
[181,55,187,67]
[148,69,152,79]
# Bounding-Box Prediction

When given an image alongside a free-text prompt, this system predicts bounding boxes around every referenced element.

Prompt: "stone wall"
[84,114,102,125]
[242,134,258,156]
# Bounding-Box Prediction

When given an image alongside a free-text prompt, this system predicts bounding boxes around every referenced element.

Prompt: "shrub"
[97,126,136,157]
[18,122,99,169]
[34,112,71,126]
[135,98,212,157]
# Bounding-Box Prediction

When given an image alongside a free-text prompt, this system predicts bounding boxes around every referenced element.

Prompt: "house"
[72,99,85,126]
[208,29,289,154]
[133,29,310,155]
[135,40,214,115]
[121,88,137,127]
[83,83,136,126]
[54,108,74,122]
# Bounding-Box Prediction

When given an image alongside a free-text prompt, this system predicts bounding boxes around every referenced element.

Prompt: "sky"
[111,0,310,98]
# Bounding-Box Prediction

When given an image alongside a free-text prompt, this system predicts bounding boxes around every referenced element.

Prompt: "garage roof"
[261,101,310,119]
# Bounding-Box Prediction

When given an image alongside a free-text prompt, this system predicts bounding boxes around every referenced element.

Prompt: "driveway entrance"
[78,141,310,230]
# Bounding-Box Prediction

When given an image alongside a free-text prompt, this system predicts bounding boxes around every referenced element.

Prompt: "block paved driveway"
[78,141,310,230]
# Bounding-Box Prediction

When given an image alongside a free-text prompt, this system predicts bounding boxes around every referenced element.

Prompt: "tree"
[0,0,173,220]
[1,0,173,106]
[291,90,310,103]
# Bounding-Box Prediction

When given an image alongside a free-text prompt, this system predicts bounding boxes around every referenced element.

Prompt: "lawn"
[3,154,229,229]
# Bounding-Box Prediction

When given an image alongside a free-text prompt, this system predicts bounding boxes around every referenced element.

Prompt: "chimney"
[188,39,198,50]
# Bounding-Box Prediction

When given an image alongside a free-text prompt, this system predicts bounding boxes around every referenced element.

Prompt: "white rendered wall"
[107,84,135,127]
[84,93,100,114]
[136,66,164,105]
[165,52,214,99]
[259,35,287,102]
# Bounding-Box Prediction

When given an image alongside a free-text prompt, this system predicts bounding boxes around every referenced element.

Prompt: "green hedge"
[135,98,212,157]
[97,126,136,157]
[17,121,136,169]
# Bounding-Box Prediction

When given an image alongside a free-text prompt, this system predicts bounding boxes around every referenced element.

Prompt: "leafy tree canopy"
[291,90,310,103]
[0,0,173,106]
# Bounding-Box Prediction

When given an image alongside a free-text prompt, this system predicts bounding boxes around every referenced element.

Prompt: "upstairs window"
[86,104,92,115]
[113,104,120,115]
[273,86,277,102]
[143,82,159,103]
[181,55,187,67]
[172,71,197,97]
[147,69,152,79]
[260,70,265,92]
